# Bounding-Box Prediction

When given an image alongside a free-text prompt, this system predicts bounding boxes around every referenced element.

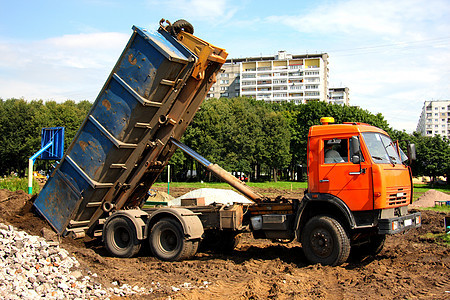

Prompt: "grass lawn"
[0,175,40,194]
[152,181,308,191]
[413,184,450,202]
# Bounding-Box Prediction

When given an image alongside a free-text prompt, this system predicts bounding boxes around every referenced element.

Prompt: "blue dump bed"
[34,24,227,237]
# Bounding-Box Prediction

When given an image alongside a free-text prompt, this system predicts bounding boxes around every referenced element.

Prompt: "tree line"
[0,97,448,183]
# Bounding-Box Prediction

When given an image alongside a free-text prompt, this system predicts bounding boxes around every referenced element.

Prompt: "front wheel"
[149,218,194,261]
[301,216,350,266]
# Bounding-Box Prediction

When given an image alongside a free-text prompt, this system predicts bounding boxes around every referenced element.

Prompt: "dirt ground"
[1,187,450,299]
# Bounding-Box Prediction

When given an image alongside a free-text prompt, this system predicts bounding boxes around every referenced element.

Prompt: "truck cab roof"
[309,122,389,138]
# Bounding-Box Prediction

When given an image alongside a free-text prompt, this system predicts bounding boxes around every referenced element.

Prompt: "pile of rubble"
[0,223,147,299]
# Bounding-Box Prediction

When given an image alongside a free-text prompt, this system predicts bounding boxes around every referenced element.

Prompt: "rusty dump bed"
[34,24,227,237]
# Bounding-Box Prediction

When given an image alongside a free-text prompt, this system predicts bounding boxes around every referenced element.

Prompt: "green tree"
[412,133,450,183]
[0,98,92,176]
[181,97,290,182]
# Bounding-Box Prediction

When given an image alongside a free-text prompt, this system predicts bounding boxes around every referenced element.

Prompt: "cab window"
[324,138,348,163]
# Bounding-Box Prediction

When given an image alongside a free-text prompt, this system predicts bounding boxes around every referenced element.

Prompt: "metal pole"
[28,159,34,194]
[28,141,53,194]
[167,165,170,195]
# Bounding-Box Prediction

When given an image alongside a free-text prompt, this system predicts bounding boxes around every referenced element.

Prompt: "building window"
[220,80,229,84]
[220,93,229,97]
[220,86,227,91]
[210,87,214,91]
[220,73,229,78]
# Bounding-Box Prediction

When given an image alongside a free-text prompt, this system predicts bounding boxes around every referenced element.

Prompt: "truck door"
[318,136,372,211]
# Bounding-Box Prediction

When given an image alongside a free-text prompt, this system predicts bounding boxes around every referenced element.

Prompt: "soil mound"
[0,189,32,216]
[0,187,449,299]
[410,189,450,208]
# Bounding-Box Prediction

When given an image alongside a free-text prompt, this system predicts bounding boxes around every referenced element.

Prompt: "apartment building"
[416,100,450,137]
[208,51,329,104]
[207,63,240,99]
[328,87,349,106]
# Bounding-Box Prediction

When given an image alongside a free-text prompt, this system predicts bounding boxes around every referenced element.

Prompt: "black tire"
[301,216,350,266]
[186,239,200,258]
[104,217,141,258]
[149,218,191,261]
[170,19,194,35]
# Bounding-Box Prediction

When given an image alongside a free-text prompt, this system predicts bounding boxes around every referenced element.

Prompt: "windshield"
[361,132,402,164]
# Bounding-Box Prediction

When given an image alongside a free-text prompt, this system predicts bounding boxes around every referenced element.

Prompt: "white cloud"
[263,0,450,132]
[0,32,129,101]
[145,0,238,23]
[266,0,450,38]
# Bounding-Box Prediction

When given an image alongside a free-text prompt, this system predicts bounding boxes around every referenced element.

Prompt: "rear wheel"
[149,218,194,261]
[301,216,350,266]
[104,217,141,258]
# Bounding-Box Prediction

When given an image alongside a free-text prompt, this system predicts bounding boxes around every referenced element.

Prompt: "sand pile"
[410,189,450,208]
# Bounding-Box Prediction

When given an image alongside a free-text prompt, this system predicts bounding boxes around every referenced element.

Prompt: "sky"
[0,0,449,132]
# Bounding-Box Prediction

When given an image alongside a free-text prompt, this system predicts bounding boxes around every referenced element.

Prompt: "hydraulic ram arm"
[170,138,264,203]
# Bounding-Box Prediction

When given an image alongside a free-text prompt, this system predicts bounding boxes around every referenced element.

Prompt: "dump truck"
[34,20,421,266]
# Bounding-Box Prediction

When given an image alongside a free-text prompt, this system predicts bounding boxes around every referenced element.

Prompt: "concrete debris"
[170,188,253,206]
[0,223,149,299]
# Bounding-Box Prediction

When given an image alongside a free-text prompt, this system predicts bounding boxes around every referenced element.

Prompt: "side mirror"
[351,155,361,164]
[407,144,416,161]
[351,136,361,164]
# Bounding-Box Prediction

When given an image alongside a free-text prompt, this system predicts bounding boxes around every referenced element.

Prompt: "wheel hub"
[161,229,178,252]
[311,229,332,257]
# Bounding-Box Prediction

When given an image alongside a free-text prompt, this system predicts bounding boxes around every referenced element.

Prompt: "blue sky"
[1,0,449,132]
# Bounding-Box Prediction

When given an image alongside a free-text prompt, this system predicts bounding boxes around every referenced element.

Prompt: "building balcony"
[288,72,303,77]
[273,66,288,70]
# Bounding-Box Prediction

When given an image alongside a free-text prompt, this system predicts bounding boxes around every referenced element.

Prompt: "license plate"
[404,219,412,226]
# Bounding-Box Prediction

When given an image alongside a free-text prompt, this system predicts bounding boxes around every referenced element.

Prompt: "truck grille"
[386,188,410,206]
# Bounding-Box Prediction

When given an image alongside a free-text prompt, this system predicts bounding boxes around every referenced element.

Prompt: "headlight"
[392,220,399,231]
[415,215,421,225]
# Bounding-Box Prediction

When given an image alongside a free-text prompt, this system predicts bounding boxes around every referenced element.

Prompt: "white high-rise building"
[416,100,450,137]
[208,51,329,104]
[328,87,350,106]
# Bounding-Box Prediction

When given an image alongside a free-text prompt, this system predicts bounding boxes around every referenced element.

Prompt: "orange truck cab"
[296,117,421,265]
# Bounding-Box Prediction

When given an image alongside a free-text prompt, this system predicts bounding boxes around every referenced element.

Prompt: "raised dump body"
[34,22,227,238]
